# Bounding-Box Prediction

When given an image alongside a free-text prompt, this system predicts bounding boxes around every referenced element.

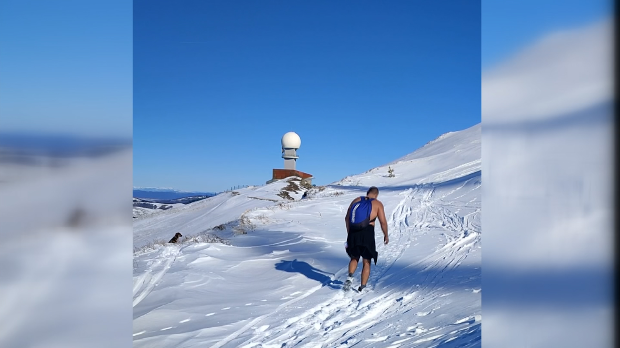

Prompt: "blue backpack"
[348,196,374,231]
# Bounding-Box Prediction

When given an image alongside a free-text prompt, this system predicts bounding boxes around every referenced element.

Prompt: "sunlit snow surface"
[133,125,481,347]
[0,149,132,347]
[482,19,613,348]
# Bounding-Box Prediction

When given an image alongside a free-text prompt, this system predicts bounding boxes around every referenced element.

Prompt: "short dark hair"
[367,186,379,195]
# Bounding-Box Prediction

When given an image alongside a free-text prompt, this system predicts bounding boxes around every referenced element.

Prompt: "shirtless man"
[344,186,388,292]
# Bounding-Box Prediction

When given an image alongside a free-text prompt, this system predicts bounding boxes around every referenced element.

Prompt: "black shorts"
[347,245,375,261]
[346,224,378,264]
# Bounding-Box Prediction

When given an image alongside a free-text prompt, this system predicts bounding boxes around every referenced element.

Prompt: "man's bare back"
[346,196,389,244]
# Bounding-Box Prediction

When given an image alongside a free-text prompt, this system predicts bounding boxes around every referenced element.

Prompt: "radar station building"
[267,132,313,185]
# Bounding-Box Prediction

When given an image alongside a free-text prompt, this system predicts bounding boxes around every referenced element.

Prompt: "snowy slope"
[481,19,613,347]
[133,179,308,248]
[336,124,480,188]
[133,199,185,219]
[1,149,132,348]
[133,124,481,347]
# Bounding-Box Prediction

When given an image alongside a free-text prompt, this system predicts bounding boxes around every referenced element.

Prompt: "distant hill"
[133,188,217,201]
[0,132,131,157]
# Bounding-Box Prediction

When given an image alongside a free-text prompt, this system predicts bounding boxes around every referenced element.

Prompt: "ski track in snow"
[133,245,182,308]
[133,184,480,347]
[234,183,480,348]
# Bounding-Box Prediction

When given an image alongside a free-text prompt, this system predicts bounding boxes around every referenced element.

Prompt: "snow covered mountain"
[133,124,481,347]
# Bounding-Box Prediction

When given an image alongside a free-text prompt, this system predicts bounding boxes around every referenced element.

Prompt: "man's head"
[366,186,379,198]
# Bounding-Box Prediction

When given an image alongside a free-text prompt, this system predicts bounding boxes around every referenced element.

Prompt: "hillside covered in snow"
[133,124,481,347]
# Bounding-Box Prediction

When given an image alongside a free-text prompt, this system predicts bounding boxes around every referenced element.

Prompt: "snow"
[133,201,186,219]
[0,149,132,347]
[133,178,308,248]
[481,18,613,347]
[482,19,612,124]
[133,124,481,347]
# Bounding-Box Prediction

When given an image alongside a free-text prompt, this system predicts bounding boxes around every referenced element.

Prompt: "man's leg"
[348,257,358,276]
[360,258,371,287]
[343,257,359,291]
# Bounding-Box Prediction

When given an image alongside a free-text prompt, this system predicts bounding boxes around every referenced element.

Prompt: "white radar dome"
[281,132,301,149]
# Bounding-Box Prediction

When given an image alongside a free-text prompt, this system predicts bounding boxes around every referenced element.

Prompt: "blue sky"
[1,1,609,193]
[134,1,481,192]
[0,0,132,138]
[482,0,611,70]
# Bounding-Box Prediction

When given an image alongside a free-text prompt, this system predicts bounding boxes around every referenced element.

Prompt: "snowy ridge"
[133,178,307,248]
[133,124,481,347]
[388,124,479,166]
[334,124,480,189]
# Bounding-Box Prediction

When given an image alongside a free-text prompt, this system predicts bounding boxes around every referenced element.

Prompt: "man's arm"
[377,201,389,244]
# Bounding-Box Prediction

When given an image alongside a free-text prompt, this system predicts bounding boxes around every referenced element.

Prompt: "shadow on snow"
[275,259,343,289]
